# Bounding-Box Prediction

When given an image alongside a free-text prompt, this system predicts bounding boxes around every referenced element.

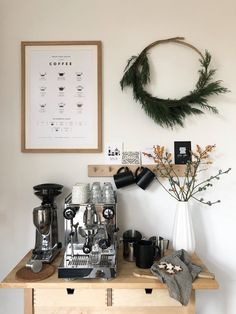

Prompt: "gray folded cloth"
[150,249,202,305]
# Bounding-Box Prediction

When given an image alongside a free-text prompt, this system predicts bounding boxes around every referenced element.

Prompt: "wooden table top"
[0,249,219,290]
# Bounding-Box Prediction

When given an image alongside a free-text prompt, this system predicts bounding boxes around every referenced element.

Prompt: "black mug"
[135,167,155,190]
[135,240,158,268]
[113,167,135,189]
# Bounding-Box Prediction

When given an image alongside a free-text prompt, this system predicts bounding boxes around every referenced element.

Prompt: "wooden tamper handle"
[133,270,215,280]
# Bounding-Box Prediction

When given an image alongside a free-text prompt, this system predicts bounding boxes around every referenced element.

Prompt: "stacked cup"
[90,182,102,203]
[102,182,115,203]
[72,183,90,204]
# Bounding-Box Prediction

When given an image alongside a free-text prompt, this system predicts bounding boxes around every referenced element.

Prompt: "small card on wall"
[122,151,140,164]
[174,141,192,164]
[104,143,122,164]
[141,146,155,165]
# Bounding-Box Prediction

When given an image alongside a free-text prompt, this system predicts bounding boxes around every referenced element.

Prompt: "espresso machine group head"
[31,183,63,263]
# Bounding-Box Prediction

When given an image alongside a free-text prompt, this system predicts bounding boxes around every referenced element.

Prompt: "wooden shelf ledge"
[88,164,187,177]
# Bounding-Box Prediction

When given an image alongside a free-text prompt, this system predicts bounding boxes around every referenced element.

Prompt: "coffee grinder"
[30,183,63,263]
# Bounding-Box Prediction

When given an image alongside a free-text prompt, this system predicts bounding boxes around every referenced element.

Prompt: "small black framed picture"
[174,141,192,164]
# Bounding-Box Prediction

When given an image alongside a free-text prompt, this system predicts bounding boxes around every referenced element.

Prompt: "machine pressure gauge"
[103,206,115,220]
[63,207,77,220]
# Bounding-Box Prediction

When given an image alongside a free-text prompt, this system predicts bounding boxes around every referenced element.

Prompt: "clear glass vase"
[172,201,195,254]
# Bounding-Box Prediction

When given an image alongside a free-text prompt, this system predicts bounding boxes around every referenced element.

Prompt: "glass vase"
[172,201,195,254]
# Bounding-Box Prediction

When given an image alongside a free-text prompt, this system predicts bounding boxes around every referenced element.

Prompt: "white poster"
[22,42,102,152]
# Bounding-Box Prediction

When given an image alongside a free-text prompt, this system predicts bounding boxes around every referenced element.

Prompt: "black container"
[123,230,142,262]
[135,240,157,268]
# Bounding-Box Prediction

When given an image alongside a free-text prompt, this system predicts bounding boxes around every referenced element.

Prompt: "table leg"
[24,288,33,314]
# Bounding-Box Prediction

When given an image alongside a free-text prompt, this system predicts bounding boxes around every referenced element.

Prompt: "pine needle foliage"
[120,40,229,128]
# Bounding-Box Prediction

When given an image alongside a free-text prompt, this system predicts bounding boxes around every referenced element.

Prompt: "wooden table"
[0,250,219,314]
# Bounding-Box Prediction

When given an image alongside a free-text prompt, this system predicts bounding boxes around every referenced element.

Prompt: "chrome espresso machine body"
[58,183,118,279]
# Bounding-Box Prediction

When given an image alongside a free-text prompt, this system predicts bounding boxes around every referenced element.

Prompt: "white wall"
[1,0,236,313]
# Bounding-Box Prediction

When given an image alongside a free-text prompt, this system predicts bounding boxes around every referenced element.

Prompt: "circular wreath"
[120,37,228,128]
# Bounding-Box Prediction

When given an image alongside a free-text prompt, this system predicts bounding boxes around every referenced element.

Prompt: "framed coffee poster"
[21,41,102,152]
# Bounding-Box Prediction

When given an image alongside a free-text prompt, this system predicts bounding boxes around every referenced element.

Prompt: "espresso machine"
[58,182,118,279]
[30,183,63,263]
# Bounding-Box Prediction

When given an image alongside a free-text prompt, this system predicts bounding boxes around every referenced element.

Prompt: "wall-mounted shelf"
[88,164,187,177]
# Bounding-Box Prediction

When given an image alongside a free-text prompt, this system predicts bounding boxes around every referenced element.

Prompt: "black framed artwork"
[174,141,192,164]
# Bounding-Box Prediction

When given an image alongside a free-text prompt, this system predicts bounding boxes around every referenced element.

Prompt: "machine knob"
[102,206,115,220]
[95,270,105,278]
[63,207,76,220]
[83,243,92,254]
[98,238,111,250]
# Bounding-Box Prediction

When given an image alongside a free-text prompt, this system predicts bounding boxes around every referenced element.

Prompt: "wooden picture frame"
[21,41,102,152]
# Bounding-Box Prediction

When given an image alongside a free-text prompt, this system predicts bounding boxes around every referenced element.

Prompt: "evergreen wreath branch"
[120,37,229,128]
